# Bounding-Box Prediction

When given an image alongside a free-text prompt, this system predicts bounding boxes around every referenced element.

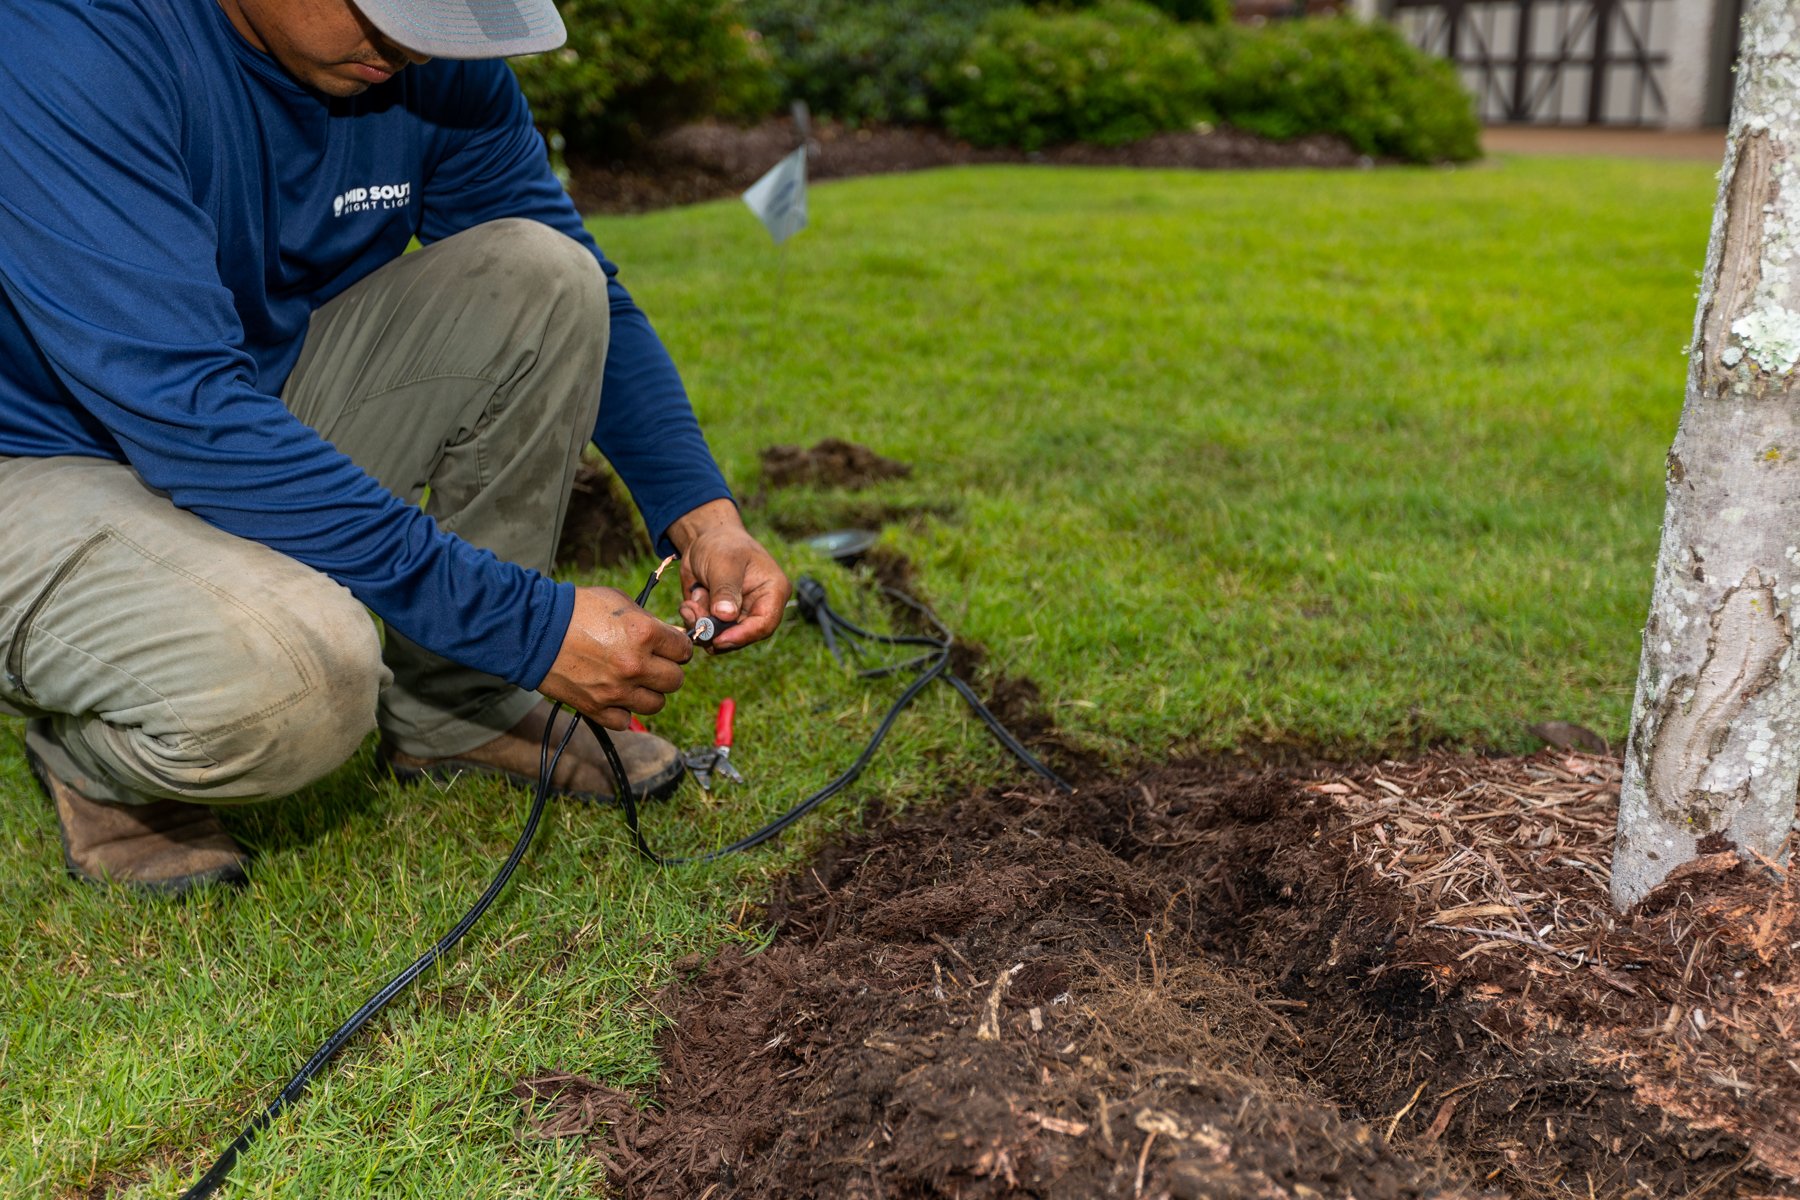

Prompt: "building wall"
[1374,0,1734,128]
[1664,0,1725,126]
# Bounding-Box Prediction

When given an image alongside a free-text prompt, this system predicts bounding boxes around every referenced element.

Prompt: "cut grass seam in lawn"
[0,157,1715,1196]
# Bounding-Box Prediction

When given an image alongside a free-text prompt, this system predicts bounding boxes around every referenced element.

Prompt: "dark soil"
[514,753,1800,1198]
[555,459,651,573]
[567,118,1370,214]
[523,764,1476,1198]
[761,438,913,491]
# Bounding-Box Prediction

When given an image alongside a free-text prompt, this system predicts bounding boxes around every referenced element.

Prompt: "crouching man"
[0,0,790,895]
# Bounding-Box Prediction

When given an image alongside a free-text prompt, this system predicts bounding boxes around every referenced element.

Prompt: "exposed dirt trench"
[516,754,1794,1198]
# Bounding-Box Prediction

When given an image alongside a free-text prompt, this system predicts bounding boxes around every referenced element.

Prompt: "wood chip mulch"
[1309,750,1800,1182]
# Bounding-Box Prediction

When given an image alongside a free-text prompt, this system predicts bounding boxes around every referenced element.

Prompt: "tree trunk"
[1612,0,1800,909]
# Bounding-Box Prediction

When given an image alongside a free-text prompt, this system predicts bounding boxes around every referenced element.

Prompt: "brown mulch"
[513,752,1798,1198]
[1317,752,1800,1182]
[759,437,913,491]
[568,118,1370,214]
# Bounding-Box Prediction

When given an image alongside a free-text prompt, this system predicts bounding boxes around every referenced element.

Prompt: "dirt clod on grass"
[555,459,650,573]
[518,753,1797,1198]
[760,438,912,491]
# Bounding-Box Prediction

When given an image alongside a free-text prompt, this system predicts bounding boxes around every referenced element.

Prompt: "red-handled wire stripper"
[683,698,745,791]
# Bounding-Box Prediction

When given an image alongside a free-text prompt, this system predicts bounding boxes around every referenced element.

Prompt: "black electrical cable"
[177,707,583,1200]
[177,563,1065,1196]
[592,573,1072,868]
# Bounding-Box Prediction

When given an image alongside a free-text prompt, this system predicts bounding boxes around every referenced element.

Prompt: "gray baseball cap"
[354,0,567,59]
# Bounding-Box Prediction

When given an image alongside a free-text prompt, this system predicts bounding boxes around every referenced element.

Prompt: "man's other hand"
[540,587,693,730]
[670,499,791,652]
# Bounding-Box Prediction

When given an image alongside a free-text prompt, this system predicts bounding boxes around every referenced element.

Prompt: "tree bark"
[1613,0,1800,909]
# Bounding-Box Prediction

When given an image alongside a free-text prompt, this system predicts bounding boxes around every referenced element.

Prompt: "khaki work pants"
[0,219,607,805]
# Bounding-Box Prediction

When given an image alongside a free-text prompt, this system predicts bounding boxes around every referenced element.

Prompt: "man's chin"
[309,73,373,98]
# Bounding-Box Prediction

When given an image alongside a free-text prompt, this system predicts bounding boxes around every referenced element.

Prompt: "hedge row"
[942,4,1480,160]
[737,0,1022,126]
[511,0,1479,164]
[941,2,1222,151]
[1207,17,1481,162]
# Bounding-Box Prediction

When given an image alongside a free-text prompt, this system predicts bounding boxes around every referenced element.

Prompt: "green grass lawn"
[1,155,1715,1197]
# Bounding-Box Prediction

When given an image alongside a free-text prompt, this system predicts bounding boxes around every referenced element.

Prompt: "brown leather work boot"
[380,699,685,805]
[24,722,249,897]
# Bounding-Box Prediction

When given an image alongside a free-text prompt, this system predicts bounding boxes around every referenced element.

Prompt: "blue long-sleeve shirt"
[0,0,732,689]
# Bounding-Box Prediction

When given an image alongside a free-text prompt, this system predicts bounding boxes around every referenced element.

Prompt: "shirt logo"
[332,182,412,218]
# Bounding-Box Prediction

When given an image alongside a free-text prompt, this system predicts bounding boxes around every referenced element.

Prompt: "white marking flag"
[742,147,808,245]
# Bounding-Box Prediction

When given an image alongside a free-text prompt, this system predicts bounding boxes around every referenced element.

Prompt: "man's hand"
[539,586,693,730]
[669,498,791,652]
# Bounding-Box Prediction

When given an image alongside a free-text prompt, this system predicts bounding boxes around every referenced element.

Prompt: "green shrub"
[1146,0,1231,23]
[741,0,1226,126]
[1052,0,1231,27]
[943,7,1477,162]
[942,2,1219,151]
[510,0,778,153]
[1211,18,1479,162]
[741,0,1021,125]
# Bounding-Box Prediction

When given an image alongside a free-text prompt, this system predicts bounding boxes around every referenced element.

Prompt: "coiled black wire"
[178,567,1066,1197]
[594,574,1072,867]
